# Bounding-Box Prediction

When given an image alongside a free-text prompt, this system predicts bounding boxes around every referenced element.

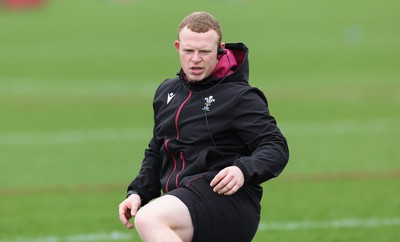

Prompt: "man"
[119,11,289,242]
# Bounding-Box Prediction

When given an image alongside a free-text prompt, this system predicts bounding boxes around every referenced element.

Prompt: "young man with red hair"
[119,11,289,242]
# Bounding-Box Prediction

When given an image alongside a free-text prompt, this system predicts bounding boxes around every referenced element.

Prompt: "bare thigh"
[136,195,194,242]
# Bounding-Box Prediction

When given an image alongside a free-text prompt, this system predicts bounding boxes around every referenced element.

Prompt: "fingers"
[213,177,239,195]
[217,182,241,195]
[211,170,232,194]
[119,194,142,229]
[210,169,226,187]
[119,202,134,229]
[210,166,244,195]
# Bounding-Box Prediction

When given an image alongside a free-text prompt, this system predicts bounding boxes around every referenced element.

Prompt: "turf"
[0,0,399,241]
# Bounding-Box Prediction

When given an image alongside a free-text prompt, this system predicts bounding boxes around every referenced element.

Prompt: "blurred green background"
[0,0,399,241]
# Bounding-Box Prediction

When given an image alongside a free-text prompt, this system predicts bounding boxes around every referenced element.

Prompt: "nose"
[191,51,202,62]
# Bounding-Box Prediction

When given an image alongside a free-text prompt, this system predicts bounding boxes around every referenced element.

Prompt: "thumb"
[128,196,141,216]
[130,206,138,216]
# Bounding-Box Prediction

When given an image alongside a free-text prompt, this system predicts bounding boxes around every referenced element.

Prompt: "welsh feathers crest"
[202,95,215,112]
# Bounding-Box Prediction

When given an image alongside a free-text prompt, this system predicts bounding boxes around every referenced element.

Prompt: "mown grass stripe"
[1,217,399,242]
[1,170,398,196]
[0,118,398,146]
[0,128,151,145]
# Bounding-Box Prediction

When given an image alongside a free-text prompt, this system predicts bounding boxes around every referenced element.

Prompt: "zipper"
[174,89,192,138]
[164,89,193,192]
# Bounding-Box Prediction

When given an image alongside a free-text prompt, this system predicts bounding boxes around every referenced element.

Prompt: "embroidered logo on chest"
[167,93,175,104]
[202,95,215,112]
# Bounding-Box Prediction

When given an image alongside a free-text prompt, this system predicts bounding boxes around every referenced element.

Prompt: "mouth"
[189,66,204,75]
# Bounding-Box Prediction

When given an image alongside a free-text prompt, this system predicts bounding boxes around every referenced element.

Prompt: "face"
[175,26,223,82]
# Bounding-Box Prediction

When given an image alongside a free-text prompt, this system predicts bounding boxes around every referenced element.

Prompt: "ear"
[217,42,226,56]
[174,41,180,51]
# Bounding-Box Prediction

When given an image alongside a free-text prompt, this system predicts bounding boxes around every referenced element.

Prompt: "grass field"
[0,0,399,241]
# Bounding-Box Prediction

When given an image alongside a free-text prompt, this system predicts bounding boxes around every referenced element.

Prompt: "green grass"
[0,0,399,241]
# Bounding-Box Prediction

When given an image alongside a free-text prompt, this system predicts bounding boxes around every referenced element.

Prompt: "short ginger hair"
[177,12,223,45]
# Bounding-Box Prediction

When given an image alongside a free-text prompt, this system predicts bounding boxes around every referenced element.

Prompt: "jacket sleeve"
[126,82,168,205]
[232,88,289,185]
[126,128,162,205]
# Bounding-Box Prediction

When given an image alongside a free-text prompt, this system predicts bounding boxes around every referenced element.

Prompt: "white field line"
[1,217,399,242]
[0,119,398,146]
[258,217,400,231]
[0,231,134,242]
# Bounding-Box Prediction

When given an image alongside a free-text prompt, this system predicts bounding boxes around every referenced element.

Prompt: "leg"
[169,175,262,242]
[134,195,194,242]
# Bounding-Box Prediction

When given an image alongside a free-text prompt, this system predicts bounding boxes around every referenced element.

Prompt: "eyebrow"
[182,46,213,52]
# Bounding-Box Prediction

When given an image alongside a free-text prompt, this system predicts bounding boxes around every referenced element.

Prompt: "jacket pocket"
[178,171,219,188]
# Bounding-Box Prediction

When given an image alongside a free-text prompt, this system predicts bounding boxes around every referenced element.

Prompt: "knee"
[134,207,156,234]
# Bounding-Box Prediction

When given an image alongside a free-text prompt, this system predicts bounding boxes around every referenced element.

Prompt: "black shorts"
[167,173,262,242]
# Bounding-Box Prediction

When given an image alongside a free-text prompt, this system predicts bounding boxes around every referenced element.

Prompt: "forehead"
[178,26,219,49]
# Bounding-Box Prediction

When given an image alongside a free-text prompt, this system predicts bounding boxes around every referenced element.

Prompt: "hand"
[210,166,245,195]
[118,194,141,229]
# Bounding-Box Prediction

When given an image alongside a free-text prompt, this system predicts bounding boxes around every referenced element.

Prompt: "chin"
[188,76,203,82]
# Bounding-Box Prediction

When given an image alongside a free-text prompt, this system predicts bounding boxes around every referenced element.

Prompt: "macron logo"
[167,93,176,104]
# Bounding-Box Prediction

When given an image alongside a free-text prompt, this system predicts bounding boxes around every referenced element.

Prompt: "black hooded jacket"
[127,43,289,205]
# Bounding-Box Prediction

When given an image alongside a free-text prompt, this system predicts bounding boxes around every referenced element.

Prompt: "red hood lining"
[181,48,246,82]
